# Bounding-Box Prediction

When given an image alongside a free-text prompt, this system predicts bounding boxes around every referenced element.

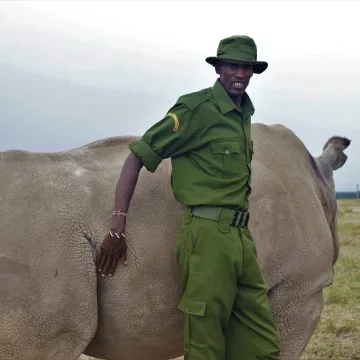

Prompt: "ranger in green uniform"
[96,35,281,360]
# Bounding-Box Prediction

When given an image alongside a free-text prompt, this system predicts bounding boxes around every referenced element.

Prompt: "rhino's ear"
[322,136,351,171]
[333,152,348,170]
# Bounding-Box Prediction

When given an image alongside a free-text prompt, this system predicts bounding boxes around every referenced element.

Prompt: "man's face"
[216,61,254,97]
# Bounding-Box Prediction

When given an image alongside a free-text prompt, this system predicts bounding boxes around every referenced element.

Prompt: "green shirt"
[129,79,254,209]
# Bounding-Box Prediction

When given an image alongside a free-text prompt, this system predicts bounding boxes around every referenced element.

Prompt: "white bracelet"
[113,210,127,216]
[109,230,125,239]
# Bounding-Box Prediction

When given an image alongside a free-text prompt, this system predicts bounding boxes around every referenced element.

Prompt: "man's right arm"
[97,103,200,276]
[96,152,143,277]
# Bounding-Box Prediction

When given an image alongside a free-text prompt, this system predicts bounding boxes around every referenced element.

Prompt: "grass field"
[80,199,360,360]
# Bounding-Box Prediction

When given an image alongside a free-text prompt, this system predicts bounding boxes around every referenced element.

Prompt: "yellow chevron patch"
[167,112,179,132]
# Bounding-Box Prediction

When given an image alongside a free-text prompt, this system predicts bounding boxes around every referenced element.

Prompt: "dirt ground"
[79,199,360,360]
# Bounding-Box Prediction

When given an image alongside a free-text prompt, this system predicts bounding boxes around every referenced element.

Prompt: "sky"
[0,0,359,190]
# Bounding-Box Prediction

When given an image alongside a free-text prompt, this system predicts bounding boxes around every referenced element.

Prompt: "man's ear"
[215,62,221,75]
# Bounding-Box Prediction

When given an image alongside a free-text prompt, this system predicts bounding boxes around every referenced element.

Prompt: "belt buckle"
[232,210,249,227]
[240,210,249,227]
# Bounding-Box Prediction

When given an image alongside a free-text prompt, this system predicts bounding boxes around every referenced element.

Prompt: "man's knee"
[256,334,281,360]
[257,348,281,360]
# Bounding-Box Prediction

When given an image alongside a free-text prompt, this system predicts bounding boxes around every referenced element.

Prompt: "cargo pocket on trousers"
[178,296,207,351]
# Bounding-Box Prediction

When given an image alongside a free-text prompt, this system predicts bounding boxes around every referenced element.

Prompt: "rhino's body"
[0,123,349,360]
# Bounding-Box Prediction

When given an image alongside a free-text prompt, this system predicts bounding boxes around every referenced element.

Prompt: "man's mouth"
[232,82,246,89]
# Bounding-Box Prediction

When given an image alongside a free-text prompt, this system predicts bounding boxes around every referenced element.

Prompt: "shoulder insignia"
[167,112,180,132]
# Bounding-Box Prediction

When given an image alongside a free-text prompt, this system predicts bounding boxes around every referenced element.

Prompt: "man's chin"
[228,88,246,97]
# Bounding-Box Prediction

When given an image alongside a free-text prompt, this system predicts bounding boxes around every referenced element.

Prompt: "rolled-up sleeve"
[129,103,200,172]
[129,139,162,173]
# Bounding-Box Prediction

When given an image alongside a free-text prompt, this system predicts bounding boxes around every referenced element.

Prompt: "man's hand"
[96,231,127,277]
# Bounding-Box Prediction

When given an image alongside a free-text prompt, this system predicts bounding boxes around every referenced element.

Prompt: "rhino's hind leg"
[269,288,324,360]
[0,237,98,360]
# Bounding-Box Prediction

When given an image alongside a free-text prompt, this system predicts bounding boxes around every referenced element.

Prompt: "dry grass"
[79,199,360,360]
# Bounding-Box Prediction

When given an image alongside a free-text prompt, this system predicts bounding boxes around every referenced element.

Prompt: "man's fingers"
[97,250,106,272]
[120,251,127,266]
[101,255,113,277]
[109,258,119,277]
[97,237,127,278]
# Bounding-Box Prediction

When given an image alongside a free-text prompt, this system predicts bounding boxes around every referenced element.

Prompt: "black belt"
[190,205,249,228]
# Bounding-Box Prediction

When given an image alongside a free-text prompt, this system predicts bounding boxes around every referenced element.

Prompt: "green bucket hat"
[205,35,268,74]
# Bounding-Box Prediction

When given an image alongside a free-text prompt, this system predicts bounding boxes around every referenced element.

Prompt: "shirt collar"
[211,79,255,116]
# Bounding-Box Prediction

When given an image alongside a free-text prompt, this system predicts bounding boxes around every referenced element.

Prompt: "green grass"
[301,199,360,360]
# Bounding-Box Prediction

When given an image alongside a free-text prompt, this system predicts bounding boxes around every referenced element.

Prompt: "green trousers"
[175,207,281,360]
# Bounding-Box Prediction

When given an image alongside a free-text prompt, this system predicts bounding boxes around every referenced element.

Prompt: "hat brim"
[205,56,268,74]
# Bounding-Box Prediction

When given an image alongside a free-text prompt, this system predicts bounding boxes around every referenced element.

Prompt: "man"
[96,35,281,360]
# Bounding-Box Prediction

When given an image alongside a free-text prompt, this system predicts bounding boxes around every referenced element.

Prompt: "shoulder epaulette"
[175,87,212,111]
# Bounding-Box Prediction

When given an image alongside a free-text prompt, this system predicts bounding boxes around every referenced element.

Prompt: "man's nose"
[234,65,252,77]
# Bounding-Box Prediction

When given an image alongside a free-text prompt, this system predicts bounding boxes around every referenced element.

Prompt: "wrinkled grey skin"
[0,124,350,360]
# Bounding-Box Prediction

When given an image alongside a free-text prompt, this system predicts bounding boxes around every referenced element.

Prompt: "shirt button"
[225,150,230,155]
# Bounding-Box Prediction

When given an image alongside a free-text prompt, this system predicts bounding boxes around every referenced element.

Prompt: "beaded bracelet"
[109,229,126,239]
[113,210,127,216]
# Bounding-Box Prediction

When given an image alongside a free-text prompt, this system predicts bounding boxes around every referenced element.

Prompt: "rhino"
[0,123,350,360]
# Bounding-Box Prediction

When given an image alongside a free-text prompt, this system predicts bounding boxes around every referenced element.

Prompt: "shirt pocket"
[210,140,244,178]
